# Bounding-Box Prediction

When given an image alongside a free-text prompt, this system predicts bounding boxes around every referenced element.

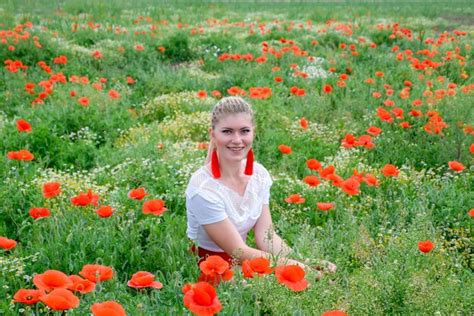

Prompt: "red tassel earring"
[244,148,254,176]
[211,148,221,179]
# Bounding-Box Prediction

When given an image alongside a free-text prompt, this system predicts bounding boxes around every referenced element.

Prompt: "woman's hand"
[305,259,337,274]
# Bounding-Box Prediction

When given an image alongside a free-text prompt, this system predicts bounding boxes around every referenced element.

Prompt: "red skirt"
[189,244,234,266]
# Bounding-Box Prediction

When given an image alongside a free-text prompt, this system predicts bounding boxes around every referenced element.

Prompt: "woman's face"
[211,113,254,164]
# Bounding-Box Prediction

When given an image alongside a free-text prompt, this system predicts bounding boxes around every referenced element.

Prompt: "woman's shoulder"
[186,165,219,198]
[253,161,272,182]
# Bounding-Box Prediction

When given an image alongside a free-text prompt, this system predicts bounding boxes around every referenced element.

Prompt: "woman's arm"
[202,218,305,268]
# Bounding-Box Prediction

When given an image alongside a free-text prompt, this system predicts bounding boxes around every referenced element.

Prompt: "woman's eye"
[242,129,250,134]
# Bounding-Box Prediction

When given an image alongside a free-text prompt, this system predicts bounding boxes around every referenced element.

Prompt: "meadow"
[0,1,473,315]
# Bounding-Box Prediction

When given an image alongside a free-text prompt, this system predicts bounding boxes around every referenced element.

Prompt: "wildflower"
[128,188,147,200]
[377,107,393,123]
[382,164,399,177]
[448,161,465,172]
[95,206,114,218]
[183,282,222,316]
[211,90,221,98]
[13,289,42,305]
[303,175,320,187]
[321,311,348,316]
[126,76,135,85]
[306,159,322,171]
[340,177,360,195]
[470,143,474,154]
[275,265,308,292]
[67,275,96,294]
[16,119,32,132]
[29,207,51,220]
[242,257,273,278]
[92,50,103,59]
[33,270,73,292]
[7,149,34,161]
[125,271,163,290]
[108,89,120,99]
[319,165,335,179]
[323,84,333,94]
[0,236,17,250]
[364,173,379,186]
[274,76,283,83]
[39,288,80,311]
[197,90,207,99]
[300,117,308,129]
[278,144,292,154]
[79,264,114,283]
[78,97,90,107]
[199,255,234,285]
[91,301,126,316]
[468,208,474,217]
[43,182,61,198]
[142,199,167,216]
[418,240,434,253]
[284,194,305,204]
[70,189,99,207]
[342,134,356,148]
[316,202,335,211]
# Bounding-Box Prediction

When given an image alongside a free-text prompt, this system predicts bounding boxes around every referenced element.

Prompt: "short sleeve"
[186,191,228,225]
[260,165,273,205]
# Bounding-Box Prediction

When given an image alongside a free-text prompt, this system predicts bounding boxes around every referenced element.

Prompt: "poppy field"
[1,1,473,315]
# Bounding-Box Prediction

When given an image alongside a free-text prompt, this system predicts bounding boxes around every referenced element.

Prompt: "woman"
[185,96,336,274]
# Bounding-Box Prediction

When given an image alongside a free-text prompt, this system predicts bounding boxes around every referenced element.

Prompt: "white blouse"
[185,161,273,252]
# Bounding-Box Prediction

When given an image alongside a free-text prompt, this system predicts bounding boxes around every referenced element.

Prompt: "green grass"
[0,1,473,315]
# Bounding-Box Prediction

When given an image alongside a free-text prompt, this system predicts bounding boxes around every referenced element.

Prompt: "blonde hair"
[205,97,254,164]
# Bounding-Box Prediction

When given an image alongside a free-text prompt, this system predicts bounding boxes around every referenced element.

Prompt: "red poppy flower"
[211,90,221,98]
[316,202,335,211]
[340,177,360,195]
[377,107,393,123]
[0,236,17,250]
[382,164,399,177]
[197,90,207,99]
[319,165,335,179]
[306,159,322,171]
[78,97,90,107]
[448,161,465,172]
[13,288,42,305]
[321,310,348,316]
[91,301,127,316]
[418,240,434,253]
[70,189,99,207]
[95,206,114,218]
[285,194,306,204]
[469,143,474,154]
[323,84,333,94]
[67,275,96,294]
[142,199,167,216]
[274,76,283,83]
[364,173,379,187]
[128,187,147,200]
[39,288,80,311]
[242,257,273,278]
[33,270,73,292]
[183,282,222,316]
[127,271,163,289]
[108,89,120,99]
[42,182,61,198]
[278,144,292,154]
[7,149,34,161]
[367,126,382,136]
[342,134,356,148]
[29,207,51,220]
[126,76,135,85]
[303,175,320,187]
[79,264,114,283]
[468,208,474,217]
[16,119,32,132]
[199,255,233,285]
[300,117,308,129]
[275,265,308,292]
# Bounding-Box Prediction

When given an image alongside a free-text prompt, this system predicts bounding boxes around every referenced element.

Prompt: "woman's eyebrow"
[220,126,251,130]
